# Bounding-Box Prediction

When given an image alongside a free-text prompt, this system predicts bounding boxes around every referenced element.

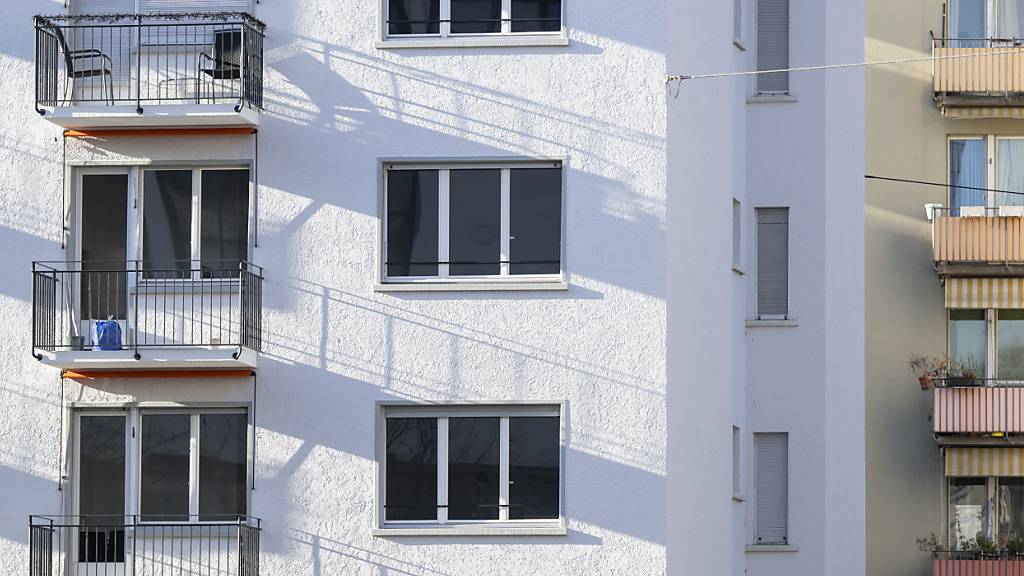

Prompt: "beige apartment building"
[867,0,1024,574]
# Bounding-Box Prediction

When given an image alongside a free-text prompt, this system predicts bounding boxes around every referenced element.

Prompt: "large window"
[756,0,789,94]
[949,309,987,376]
[380,405,562,529]
[950,477,989,549]
[142,168,250,278]
[754,432,788,545]
[756,207,789,318]
[949,136,1024,214]
[383,162,563,284]
[386,0,563,37]
[949,0,1024,40]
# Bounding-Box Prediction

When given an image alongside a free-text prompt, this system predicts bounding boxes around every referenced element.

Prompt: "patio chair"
[48,24,115,105]
[197,28,242,104]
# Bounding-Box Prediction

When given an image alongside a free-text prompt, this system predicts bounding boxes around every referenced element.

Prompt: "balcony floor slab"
[39,103,259,129]
[36,347,258,371]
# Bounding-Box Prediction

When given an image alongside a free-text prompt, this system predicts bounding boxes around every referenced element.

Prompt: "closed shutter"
[756,207,789,317]
[72,0,134,14]
[138,0,254,13]
[756,0,789,93]
[754,433,788,545]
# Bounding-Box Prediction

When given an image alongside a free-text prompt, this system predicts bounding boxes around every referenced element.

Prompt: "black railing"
[31,260,263,357]
[29,515,260,576]
[34,13,265,113]
[932,376,1024,388]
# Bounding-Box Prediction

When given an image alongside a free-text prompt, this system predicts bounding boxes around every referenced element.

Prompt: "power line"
[865,174,1024,197]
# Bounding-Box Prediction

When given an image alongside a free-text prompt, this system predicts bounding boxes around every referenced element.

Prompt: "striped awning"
[946,447,1024,476]
[943,107,1024,120]
[945,277,1024,308]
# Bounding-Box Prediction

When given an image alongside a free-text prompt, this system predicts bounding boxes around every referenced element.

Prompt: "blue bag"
[91,318,123,351]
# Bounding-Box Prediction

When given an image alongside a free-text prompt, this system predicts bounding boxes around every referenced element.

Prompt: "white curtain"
[999,0,1024,38]
[999,139,1024,206]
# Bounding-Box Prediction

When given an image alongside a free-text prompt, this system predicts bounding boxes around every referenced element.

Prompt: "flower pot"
[947,376,979,387]
[919,375,933,390]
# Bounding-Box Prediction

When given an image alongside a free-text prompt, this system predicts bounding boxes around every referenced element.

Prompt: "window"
[732,426,741,496]
[756,0,789,94]
[383,162,563,284]
[142,168,250,279]
[756,207,789,318]
[386,0,562,37]
[999,310,1024,379]
[949,309,987,376]
[948,0,1024,41]
[732,198,742,270]
[380,405,562,529]
[73,0,255,13]
[948,136,1024,214]
[754,432,788,545]
[950,477,989,549]
[950,138,986,214]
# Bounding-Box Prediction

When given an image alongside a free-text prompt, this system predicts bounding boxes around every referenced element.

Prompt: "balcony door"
[950,0,1024,41]
[77,172,130,350]
[74,413,128,574]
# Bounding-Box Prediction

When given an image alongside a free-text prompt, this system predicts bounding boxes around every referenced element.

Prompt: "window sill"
[373,525,568,537]
[375,36,570,50]
[747,94,798,104]
[746,545,799,553]
[374,281,569,293]
[745,319,798,328]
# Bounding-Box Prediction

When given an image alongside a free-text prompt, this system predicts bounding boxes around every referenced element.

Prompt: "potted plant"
[949,355,982,387]
[908,355,938,390]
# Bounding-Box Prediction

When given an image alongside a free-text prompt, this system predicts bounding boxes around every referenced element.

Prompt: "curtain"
[951,0,987,44]
[951,139,987,213]
[999,0,1024,38]
[999,139,1024,206]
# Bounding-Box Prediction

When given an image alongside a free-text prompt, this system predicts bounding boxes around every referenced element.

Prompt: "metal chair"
[47,24,114,105]
[197,28,242,104]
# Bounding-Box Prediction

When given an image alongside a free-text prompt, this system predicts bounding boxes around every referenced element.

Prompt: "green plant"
[917,532,942,552]
[1006,535,1024,555]
[976,535,998,553]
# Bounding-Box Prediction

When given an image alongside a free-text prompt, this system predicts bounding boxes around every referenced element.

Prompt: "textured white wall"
[0,1,667,575]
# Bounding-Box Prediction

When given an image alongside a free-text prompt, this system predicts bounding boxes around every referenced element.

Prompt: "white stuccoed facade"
[667,1,865,575]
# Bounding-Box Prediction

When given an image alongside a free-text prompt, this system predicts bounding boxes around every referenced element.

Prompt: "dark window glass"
[140,414,191,522]
[199,413,248,521]
[201,170,249,278]
[449,169,500,276]
[509,417,560,519]
[511,0,561,32]
[451,0,501,33]
[510,168,561,275]
[143,170,192,279]
[81,174,128,320]
[389,0,441,34]
[448,417,500,520]
[78,415,126,563]
[387,170,439,277]
[386,418,438,521]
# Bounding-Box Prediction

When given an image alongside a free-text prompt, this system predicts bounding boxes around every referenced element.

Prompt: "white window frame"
[381,0,566,40]
[947,135,1024,210]
[137,165,254,282]
[374,403,566,535]
[71,405,253,527]
[379,160,566,288]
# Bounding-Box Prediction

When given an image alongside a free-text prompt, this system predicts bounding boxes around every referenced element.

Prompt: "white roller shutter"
[756,207,789,318]
[72,0,134,14]
[138,0,254,13]
[754,433,789,545]
[756,0,789,93]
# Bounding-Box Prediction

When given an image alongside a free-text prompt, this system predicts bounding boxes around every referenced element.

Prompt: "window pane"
[950,309,986,377]
[950,139,986,214]
[451,0,501,33]
[1000,478,1024,546]
[509,416,559,520]
[448,417,500,520]
[950,477,988,550]
[199,413,247,521]
[756,208,788,317]
[81,174,128,320]
[511,0,560,32]
[140,414,191,522]
[387,170,439,277]
[388,0,440,35]
[998,0,1024,38]
[386,418,438,521]
[510,168,561,275]
[143,170,192,279]
[754,432,788,544]
[756,0,789,93]
[200,170,249,278]
[450,169,500,276]
[78,415,125,563]
[998,139,1024,207]
[951,0,987,39]
[1000,310,1024,379]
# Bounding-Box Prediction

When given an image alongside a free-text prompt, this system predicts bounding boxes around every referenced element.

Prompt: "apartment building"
[0,0,863,575]
[866,1,1024,574]
[668,1,864,575]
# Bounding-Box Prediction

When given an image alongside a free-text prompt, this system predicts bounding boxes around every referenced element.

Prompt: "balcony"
[932,207,1024,275]
[933,379,1024,434]
[933,37,1024,118]
[34,13,264,129]
[29,515,260,576]
[31,260,262,371]
[933,551,1024,575]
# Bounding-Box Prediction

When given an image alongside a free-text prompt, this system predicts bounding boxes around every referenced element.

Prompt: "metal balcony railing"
[931,206,1024,265]
[933,37,1024,97]
[933,379,1024,434]
[31,260,263,357]
[933,551,1024,575]
[34,13,265,113]
[29,515,260,576]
